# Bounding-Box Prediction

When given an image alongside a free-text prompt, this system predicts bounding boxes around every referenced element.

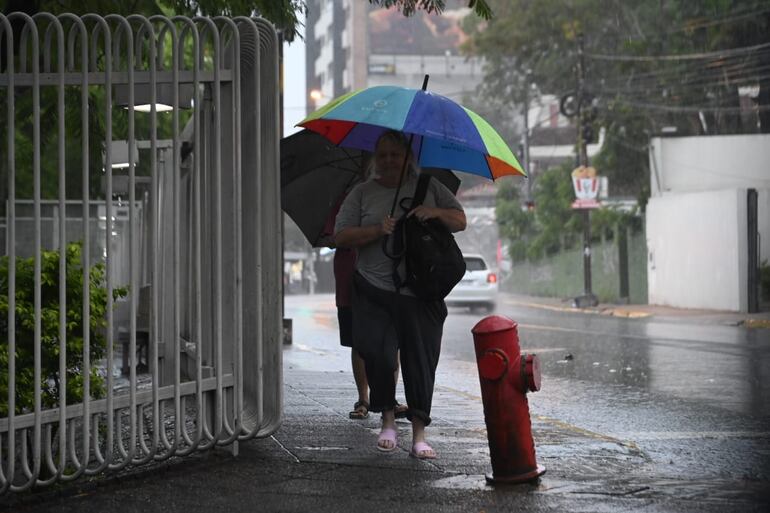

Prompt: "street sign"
[571,165,602,210]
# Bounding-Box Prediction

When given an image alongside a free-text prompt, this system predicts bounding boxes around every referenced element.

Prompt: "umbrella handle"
[381,226,405,261]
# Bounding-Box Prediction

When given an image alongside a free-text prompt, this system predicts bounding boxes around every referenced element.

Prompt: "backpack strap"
[410,173,432,209]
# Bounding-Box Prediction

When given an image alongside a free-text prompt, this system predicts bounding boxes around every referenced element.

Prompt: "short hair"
[369,130,418,178]
[376,130,411,153]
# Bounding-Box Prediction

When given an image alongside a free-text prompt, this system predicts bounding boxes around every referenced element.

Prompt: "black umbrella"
[281,130,365,247]
[281,130,461,247]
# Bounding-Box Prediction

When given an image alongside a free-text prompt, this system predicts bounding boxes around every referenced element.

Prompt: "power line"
[660,5,770,34]
[603,4,770,43]
[601,98,770,114]
[586,41,770,62]
[586,65,770,96]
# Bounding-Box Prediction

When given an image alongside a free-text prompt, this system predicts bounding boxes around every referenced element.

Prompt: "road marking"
[611,431,770,441]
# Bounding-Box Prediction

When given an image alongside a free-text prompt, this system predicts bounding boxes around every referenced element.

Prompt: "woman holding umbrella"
[334,130,466,459]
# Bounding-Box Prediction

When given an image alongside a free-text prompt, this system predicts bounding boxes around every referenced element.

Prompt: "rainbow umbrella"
[298,83,526,180]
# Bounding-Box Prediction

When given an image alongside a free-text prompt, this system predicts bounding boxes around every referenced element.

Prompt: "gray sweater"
[335,173,463,293]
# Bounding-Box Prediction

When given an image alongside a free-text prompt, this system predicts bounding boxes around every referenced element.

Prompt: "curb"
[502,298,651,319]
[501,296,770,328]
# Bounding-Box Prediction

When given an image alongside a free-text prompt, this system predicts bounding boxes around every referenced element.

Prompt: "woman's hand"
[407,205,437,222]
[381,215,397,235]
[408,206,466,232]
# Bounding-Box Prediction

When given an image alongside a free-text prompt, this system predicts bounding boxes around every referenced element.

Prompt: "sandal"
[349,400,370,420]
[410,441,437,460]
[394,402,408,419]
[377,427,398,452]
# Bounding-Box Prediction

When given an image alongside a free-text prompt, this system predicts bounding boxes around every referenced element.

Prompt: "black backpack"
[391,174,466,301]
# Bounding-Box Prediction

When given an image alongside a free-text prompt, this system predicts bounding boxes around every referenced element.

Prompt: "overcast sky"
[282,23,306,137]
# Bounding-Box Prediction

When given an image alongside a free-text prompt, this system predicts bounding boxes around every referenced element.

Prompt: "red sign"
[571,198,601,209]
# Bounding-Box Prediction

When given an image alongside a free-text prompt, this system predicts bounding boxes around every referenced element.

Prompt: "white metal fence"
[0,13,283,493]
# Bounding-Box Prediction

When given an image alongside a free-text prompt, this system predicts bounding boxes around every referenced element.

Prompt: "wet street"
[285,293,770,502]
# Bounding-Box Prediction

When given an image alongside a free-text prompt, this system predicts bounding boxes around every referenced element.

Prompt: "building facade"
[305,0,485,110]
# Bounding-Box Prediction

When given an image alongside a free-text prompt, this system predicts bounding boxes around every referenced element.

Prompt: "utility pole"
[523,69,532,207]
[575,33,598,308]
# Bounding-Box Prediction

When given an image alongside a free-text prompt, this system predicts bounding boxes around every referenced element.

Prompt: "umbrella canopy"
[280,130,461,247]
[298,84,526,180]
[281,130,365,247]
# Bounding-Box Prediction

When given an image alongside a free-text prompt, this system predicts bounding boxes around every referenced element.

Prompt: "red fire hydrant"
[472,315,545,484]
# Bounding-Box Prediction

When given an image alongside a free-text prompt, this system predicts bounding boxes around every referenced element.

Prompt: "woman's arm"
[335,216,397,248]
[408,206,466,233]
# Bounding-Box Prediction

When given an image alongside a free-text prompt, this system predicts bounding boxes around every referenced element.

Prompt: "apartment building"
[305,0,485,110]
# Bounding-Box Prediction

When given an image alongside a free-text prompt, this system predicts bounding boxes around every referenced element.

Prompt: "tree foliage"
[0,243,128,416]
[369,0,492,21]
[466,0,770,139]
[468,0,770,261]
[2,0,495,42]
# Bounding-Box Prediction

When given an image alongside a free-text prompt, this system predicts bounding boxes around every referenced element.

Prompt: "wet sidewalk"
[3,293,769,512]
[6,363,768,513]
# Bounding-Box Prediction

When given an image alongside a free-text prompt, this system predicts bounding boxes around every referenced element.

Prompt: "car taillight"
[487,273,497,284]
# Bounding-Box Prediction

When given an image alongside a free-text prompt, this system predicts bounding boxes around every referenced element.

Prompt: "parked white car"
[445,254,498,312]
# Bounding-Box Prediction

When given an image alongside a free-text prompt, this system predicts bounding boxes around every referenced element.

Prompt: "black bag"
[391,174,466,301]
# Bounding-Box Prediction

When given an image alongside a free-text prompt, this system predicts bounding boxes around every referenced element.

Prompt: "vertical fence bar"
[233,15,262,439]
[103,17,114,470]
[213,17,241,444]
[58,14,88,483]
[1,12,17,494]
[79,13,92,481]
[212,22,223,441]
[56,14,67,482]
[255,17,283,436]
[105,14,138,466]
[28,15,43,489]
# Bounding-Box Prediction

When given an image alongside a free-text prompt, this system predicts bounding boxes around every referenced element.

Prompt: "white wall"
[650,134,770,195]
[647,134,770,312]
[647,189,748,312]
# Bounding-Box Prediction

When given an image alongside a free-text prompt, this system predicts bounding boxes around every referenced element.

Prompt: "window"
[464,257,487,271]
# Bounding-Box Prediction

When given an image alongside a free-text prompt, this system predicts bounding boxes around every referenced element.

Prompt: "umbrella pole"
[387,74,430,218]
[388,133,416,217]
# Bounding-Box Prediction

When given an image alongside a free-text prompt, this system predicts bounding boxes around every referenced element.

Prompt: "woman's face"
[374,136,409,180]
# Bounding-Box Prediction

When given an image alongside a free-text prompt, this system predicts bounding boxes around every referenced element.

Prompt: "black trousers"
[352,272,446,426]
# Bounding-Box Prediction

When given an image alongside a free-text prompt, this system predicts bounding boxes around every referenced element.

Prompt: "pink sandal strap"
[377,428,398,452]
[410,441,437,459]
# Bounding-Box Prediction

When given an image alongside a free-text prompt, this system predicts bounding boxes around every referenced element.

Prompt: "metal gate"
[748,188,759,313]
[0,13,283,493]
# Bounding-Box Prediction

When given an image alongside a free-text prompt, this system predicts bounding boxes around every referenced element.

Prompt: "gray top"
[335,173,463,293]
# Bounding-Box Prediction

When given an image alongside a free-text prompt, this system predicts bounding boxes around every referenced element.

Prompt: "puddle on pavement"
[430,474,492,490]
[432,474,571,492]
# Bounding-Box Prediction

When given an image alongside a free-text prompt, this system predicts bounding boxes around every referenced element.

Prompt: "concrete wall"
[650,134,770,195]
[647,189,747,311]
[647,134,770,312]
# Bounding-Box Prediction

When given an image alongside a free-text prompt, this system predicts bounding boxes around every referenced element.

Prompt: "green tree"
[0,243,127,416]
[466,0,770,258]
[1,1,494,42]
[495,179,534,261]
[369,0,492,21]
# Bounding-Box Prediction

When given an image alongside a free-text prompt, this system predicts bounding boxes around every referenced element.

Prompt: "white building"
[646,134,770,312]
